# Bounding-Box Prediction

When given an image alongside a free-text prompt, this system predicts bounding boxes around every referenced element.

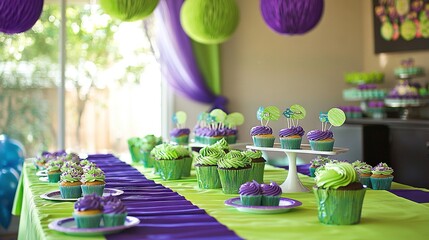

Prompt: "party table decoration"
[0,0,44,34]
[279,104,306,149]
[260,0,324,35]
[99,0,159,22]
[180,0,240,44]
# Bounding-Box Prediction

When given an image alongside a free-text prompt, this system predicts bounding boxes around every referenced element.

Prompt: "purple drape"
[155,0,228,111]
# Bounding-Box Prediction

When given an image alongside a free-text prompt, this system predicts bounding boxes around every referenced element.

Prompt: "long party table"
[12,154,429,239]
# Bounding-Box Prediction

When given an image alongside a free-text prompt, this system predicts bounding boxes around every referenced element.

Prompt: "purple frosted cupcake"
[239,180,262,206]
[278,126,305,149]
[73,194,103,228]
[102,196,127,227]
[307,130,335,151]
[170,128,190,145]
[370,162,394,190]
[250,126,275,147]
[260,181,282,206]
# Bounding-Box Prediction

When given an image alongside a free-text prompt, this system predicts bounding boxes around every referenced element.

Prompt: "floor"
[0,216,19,240]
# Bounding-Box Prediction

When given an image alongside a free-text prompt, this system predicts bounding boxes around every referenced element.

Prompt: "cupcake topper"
[257,106,264,122]
[260,106,280,126]
[210,109,227,129]
[283,104,306,128]
[319,108,346,131]
[225,112,244,128]
[173,111,187,129]
[319,112,329,131]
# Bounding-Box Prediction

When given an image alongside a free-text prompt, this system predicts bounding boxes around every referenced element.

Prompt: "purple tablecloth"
[88,154,241,240]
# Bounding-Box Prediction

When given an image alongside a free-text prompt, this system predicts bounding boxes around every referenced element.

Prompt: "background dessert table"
[12,154,429,239]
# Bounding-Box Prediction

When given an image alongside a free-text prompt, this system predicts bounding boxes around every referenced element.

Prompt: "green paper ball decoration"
[99,0,159,22]
[180,0,240,44]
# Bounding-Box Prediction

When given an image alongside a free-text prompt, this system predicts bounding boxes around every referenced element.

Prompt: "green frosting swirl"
[151,144,179,160]
[174,145,191,158]
[243,150,262,159]
[217,151,251,169]
[315,162,358,189]
[195,155,218,166]
[351,160,366,168]
[47,160,63,172]
[310,156,330,167]
[356,164,372,175]
[61,161,82,173]
[199,145,225,159]
[212,138,230,152]
[371,162,393,175]
[81,167,105,183]
[60,168,83,183]
[79,159,91,167]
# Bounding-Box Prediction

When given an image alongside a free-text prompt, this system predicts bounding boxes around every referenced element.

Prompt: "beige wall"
[174,0,429,143]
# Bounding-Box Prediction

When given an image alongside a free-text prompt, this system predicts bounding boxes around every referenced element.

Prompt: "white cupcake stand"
[246,144,349,193]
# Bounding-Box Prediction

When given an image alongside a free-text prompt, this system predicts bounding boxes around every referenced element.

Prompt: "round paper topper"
[290,104,306,120]
[175,111,187,125]
[210,109,227,123]
[327,108,346,127]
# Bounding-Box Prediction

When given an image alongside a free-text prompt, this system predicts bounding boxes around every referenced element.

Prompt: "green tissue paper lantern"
[180,0,240,44]
[100,0,159,22]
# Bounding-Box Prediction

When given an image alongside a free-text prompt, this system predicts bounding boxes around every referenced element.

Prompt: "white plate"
[48,216,140,236]
[36,170,47,177]
[40,188,124,201]
[224,197,302,214]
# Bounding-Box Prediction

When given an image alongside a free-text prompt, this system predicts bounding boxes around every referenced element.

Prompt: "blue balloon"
[0,167,19,229]
[0,134,25,174]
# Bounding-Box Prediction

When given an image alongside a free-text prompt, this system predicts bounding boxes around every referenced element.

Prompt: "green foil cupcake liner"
[313,187,366,225]
[262,195,281,206]
[195,166,222,189]
[73,213,102,228]
[128,145,141,164]
[280,137,302,149]
[59,185,82,198]
[249,162,265,183]
[240,195,262,206]
[170,135,189,145]
[252,136,275,147]
[218,168,251,194]
[81,184,105,197]
[359,176,372,188]
[157,159,184,180]
[226,135,237,144]
[309,140,334,151]
[153,160,160,175]
[48,172,61,183]
[103,213,127,227]
[141,151,154,168]
[181,157,193,177]
[205,137,224,145]
[370,176,393,190]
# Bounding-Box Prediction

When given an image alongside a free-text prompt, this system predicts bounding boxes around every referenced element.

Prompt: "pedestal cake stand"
[246,144,349,193]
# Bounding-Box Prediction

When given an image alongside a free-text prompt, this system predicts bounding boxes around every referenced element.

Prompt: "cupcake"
[309,156,330,177]
[59,168,83,199]
[140,135,162,168]
[212,138,230,153]
[73,194,103,228]
[279,126,305,149]
[370,162,394,190]
[307,130,335,151]
[127,137,142,164]
[243,150,266,183]
[175,145,193,177]
[313,162,366,225]
[102,196,127,227]
[194,145,225,189]
[170,128,190,145]
[46,160,63,183]
[239,180,262,206]
[352,160,372,188]
[217,150,252,194]
[81,167,106,196]
[260,181,282,206]
[152,143,184,180]
[251,106,280,147]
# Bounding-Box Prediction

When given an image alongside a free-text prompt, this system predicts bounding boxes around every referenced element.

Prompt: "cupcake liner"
[157,159,184,180]
[309,167,317,177]
[359,176,372,188]
[370,176,394,190]
[252,136,275,147]
[81,184,105,197]
[280,137,302,149]
[181,157,193,177]
[313,187,366,225]
[261,195,281,206]
[249,162,265,183]
[73,212,102,228]
[195,166,222,189]
[48,172,61,183]
[309,140,334,151]
[153,160,160,175]
[170,135,189,145]
[59,184,82,199]
[103,213,127,227]
[128,145,141,164]
[141,151,154,168]
[205,137,224,145]
[218,168,251,194]
[194,135,202,144]
[226,135,237,144]
[240,195,262,206]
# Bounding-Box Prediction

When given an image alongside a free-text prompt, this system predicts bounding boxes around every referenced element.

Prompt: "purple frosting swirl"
[307,130,334,141]
[170,128,190,137]
[74,194,102,212]
[239,180,261,196]
[103,199,127,214]
[279,126,305,137]
[261,181,282,196]
[250,126,273,136]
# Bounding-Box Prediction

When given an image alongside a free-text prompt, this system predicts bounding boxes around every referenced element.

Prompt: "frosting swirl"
[61,161,82,173]
[371,162,393,175]
[174,145,191,158]
[151,144,179,160]
[260,181,282,196]
[60,168,83,182]
[170,128,190,137]
[212,138,230,152]
[250,126,273,136]
[47,160,63,172]
[199,145,225,158]
[239,180,261,196]
[307,130,334,141]
[352,160,372,175]
[279,126,305,137]
[315,162,359,189]
[74,194,102,212]
[195,155,218,166]
[102,197,127,214]
[310,156,330,168]
[243,150,263,159]
[81,167,105,183]
[217,151,251,169]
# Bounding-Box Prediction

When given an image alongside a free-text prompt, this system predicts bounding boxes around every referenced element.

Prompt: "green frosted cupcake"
[59,168,83,199]
[81,167,106,196]
[261,181,282,206]
[352,160,372,188]
[314,162,366,225]
[212,138,230,153]
[47,160,63,183]
[73,194,103,228]
[239,180,262,206]
[370,162,394,190]
[217,150,252,194]
[194,145,225,189]
[243,150,266,183]
[309,156,330,177]
[152,143,184,180]
[175,145,193,177]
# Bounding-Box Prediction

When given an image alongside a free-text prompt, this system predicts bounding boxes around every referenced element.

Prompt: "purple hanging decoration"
[0,0,45,34]
[260,0,324,35]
